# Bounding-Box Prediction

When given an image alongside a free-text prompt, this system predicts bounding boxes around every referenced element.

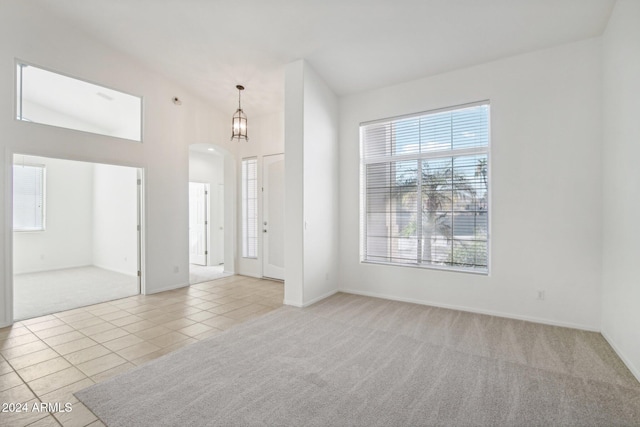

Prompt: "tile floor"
[0,275,284,427]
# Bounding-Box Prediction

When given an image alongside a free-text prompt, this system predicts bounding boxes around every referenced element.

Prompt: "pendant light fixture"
[231,85,248,141]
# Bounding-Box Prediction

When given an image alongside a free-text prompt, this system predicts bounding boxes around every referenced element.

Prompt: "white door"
[217,183,224,265]
[189,182,208,266]
[263,154,285,280]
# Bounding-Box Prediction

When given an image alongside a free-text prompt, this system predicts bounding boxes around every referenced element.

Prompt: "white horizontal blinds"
[362,103,489,271]
[13,164,45,231]
[242,158,258,258]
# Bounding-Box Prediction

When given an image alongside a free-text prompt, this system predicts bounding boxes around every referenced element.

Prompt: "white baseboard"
[284,289,339,308]
[145,282,189,295]
[340,288,600,332]
[601,330,640,384]
[302,289,339,307]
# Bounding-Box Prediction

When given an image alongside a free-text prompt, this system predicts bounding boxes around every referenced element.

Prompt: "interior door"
[189,182,208,266]
[262,154,285,280]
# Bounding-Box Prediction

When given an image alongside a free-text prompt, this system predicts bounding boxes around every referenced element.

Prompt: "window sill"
[361,259,489,276]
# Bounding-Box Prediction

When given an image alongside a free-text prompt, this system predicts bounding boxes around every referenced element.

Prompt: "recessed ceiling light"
[208,148,215,152]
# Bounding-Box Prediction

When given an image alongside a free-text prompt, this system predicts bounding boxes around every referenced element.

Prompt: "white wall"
[284,60,340,306]
[189,150,224,266]
[284,61,305,304]
[0,2,227,325]
[302,63,340,304]
[339,39,603,330]
[601,0,640,381]
[92,163,138,276]
[13,155,94,274]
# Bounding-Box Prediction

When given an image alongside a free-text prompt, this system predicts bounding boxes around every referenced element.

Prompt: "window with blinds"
[242,158,258,258]
[360,102,490,273]
[13,164,46,231]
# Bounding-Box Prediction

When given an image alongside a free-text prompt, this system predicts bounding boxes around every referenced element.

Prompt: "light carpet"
[14,266,138,320]
[76,293,640,426]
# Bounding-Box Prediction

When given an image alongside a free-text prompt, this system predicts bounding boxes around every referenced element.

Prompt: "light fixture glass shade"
[231,85,248,141]
[231,108,248,140]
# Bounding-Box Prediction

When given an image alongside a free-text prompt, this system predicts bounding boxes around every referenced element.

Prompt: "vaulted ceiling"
[38,0,615,117]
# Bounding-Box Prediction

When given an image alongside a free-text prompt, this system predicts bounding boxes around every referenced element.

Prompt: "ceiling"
[37,0,615,117]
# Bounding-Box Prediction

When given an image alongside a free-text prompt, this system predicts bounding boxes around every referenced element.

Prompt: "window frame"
[13,163,47,232]
[360,101,491,275]
[241,157,258,259]
[15,59,144,142]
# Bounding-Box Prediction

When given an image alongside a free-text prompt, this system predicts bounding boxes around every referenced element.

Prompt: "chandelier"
[231,85,248,141]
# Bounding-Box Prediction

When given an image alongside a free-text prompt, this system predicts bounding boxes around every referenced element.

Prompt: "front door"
[262,154,284,280]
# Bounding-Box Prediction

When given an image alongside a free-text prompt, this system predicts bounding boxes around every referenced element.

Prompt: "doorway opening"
[12,154,142,321]
[188,144,233,284]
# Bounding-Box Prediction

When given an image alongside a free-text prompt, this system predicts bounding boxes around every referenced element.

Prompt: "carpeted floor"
[76,293,640,426]
[189,264,233,285]
[13,266,139,320]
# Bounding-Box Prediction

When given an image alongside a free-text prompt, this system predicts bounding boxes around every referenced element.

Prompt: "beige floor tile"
[27,367,87,396]
[121,320,157,334]
[54,401,97,427]
[0,383,36,403]
[129,347,175,366]
[116,342,161,361]
[207,295,238,304]
[133,325,172,340]
[1,340,49,360]
[123,304,157,315]
[177,323,214,338]
[208,304,242,315]
[162,338,198,353]
[147,331,190,348]
[77,322,116,337]
[0,325,32,341]
[34,324,75,339]
[86,305,120,317]
[90,362,135,383]
[102,334,144,352]
[193,328,223,341]
[63,316,105,330]
[55,310,94,323]
[51,337,98,356]
[76,353,127,377]
[8,348,59,371]
[18,357,72,382]
[25,414,62,426]
[135,309,170,320]
[90,327,129,344]
[0,398,50,427]
[0,371,24,391]
[21,314,58,326]
[39,377,94,404]
[63,345,111,366]
[98,310,131,322]
[109,314,143,327]
[86,419,107,427]
[186,310,218,322]
[160,318,196,330]
[42,331,86,347]
[0,332,41,350]
[25,318,67,332]
[201,315,239,330]
[0,359,13,375]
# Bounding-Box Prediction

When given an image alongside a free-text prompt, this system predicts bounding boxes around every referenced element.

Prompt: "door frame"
[188,181,210,266]
[4,150,145,325]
